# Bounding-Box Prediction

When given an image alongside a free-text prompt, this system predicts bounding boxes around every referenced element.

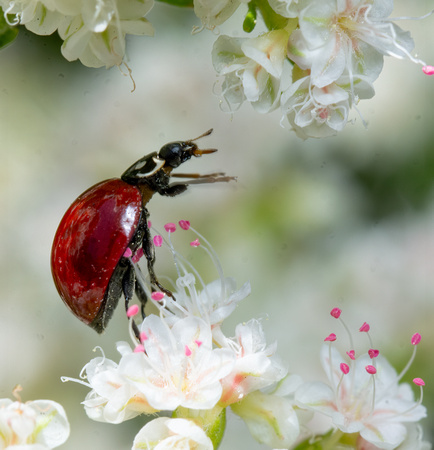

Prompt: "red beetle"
[51,129,234,333]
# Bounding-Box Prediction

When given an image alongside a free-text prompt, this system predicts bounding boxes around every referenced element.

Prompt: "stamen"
[153,235,163,247]
[179,220,191,230]
[140,331,148,342]
[346,350,355,360]
[123,248,133,258]
[132,248,144,263]
[195,340,202,347]
[413,378,425,386]
[359,322,370,332]
[164,223,176,233]
[340,363,349,374]
[422,65,434,75]
[190,239,201,247]
[324,333,337,342]
[396,333,421,382]
[151,292,165,302]
[365,365,376,374]
[330,307,342,318]
[368,349,379,359]
[127,304,139,318]
[134,344,145,353]
[185,345,192,357]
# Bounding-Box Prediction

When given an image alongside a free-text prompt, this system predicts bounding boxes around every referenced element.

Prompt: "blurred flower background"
[0,2,433,449]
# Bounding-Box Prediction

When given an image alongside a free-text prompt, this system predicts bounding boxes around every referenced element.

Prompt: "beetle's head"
[158,128,217,168]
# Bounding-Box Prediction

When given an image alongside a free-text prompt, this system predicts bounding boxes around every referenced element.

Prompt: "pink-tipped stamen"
[123,248,133,258]
[359,322,370,332]
[185,345,192,357]
[346,350,355,360]
[413,378,425,386]
[325,333,337,342]
[179,220,191,230]
[330,307,342,319]
[148,220,152,228]
[127,304,139,318]
[368,349,379,359]
[365,365,377,375]
[411,333,422,345]
[422,65,434,75]
[134,344,145,353]
[151,291,165,301]
[340,363,350,374]
[164,223,176,233]
[139,331,148,342]
[190,239,200,247]
[195,340,202,347]
[153,235,163,247]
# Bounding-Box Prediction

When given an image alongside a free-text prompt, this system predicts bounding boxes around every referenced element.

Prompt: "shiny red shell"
[51,179,143,326]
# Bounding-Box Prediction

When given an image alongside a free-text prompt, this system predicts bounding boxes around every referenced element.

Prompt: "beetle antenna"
[189,128,213,142]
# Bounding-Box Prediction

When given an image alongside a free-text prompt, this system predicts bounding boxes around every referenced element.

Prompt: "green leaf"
[0,9,19,50]
[155,0,194,7]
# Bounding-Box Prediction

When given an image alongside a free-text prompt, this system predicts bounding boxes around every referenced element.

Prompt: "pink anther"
[127,304,139,318]
[132,248,144,263]
[346,350,355,360]
[340,363,350,374]
[190,239,200,247]
[365,365,377,375]
[330,307,342,319]
[134,344,145,353]
[359,322,370,332]
[151,291,165,301]
[185,345,192,357]
[411,333,422,346]
[153,235,163,247]
[324,333,337,342]
[422,65,434,75]
[164,223,176,233]
[413,378,425,386]
[368,349,379,359]
[123,248,133,258]
[195,340,202,347]
[140,331,148,342]
[179,220,191,230]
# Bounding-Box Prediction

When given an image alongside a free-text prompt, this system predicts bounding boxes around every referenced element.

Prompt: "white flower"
[268,0,299,18]
[58,0,154,68]
[193,0,247,29]
[1,0,63,34]
[162,274,251,327]
[296,344,427,449]
[280,74,375,138]
[212,30,289,113]
[120,315,235,411]
[287,0,419,89]
[75,347,157,424]
[219,319,287,405]
[0,398,70,449]
[132,417,213,450]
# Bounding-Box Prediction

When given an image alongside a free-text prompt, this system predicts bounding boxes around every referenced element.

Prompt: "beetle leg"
[134,268,148,319]
[122,259,141,340]
[141,208,174,297]
[170,172,226,178]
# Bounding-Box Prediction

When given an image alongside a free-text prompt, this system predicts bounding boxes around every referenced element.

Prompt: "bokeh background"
[1,2,433,448]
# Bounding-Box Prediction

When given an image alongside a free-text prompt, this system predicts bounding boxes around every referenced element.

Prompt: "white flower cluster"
[0,394,70,449]
[62,220,303,449]
[61,223,431,449]
[0,0,154,68]
[210,0,431,138]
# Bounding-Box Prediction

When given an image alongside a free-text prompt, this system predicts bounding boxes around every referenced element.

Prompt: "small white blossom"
[268,0,299,18]
[219,319,288,405]
[296,344,427,449]
[0,398,70,449]
[120,315,235,411]
[193,0,247,29]
[287,0,420,89]
[280,74,375,138]
[132,417,213,450]
[212,30,289,113]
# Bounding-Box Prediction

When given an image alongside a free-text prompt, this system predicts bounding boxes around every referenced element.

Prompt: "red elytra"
[51,179,142,327]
